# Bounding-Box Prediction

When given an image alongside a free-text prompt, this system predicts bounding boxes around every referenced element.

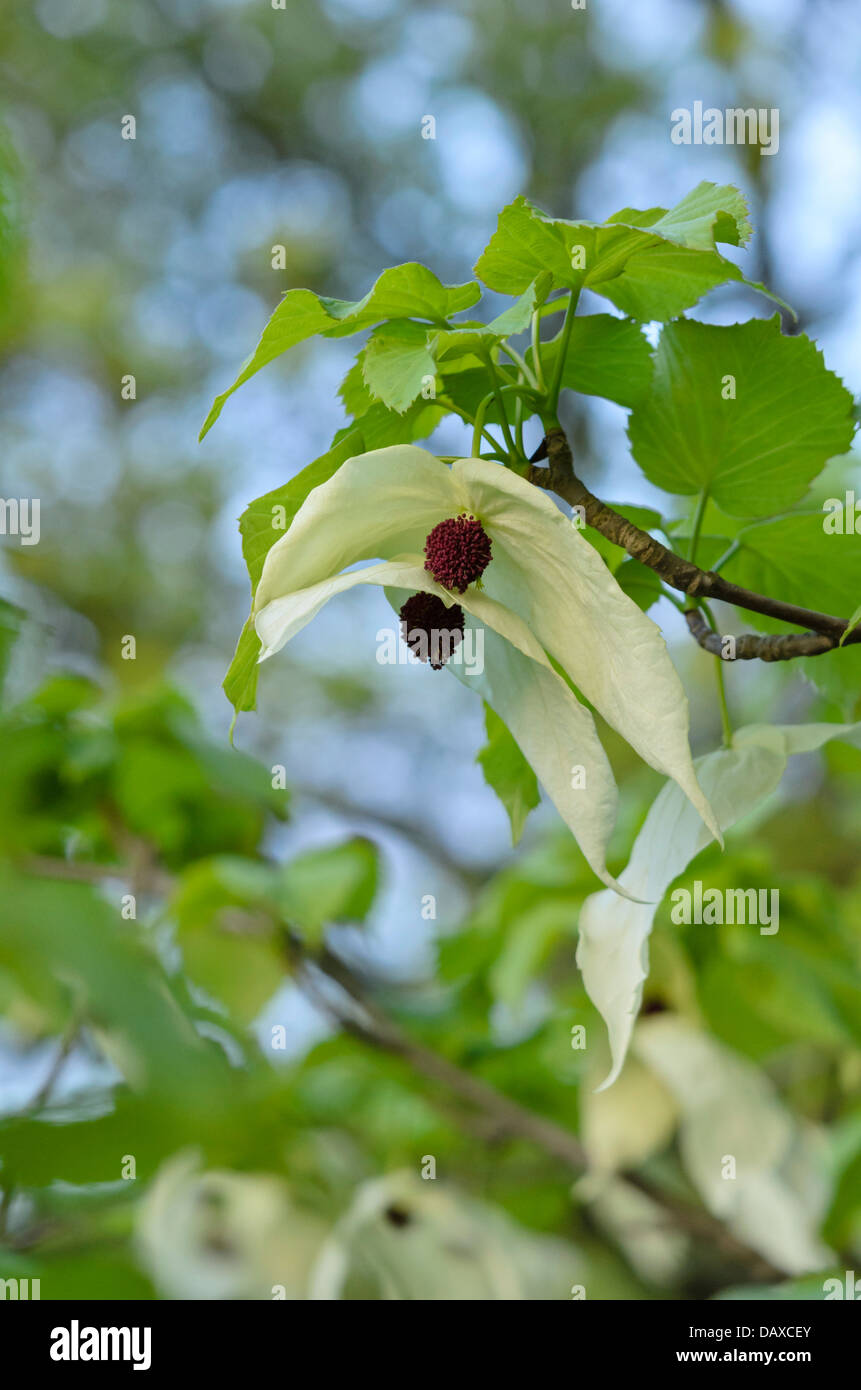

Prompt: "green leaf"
[337,364,445,448]
[172,857,286,1023]
[723,512,861,630]
[475,183,776,322]
[798,646,861,718]
[839,602,861,647]
[488,897,574,1006]
[607,181,751,249]
[0,595,23,695]
[613,556,663,611]
[533,313,653,408]
[628,317,856,516]
[709,507,861,710]
[223,618,262,724]
[361,320,437,413]
[276,838,380,942]
[200,264,480,437]
[224,431,365,721]
[111,694,284,863]
[240,430,364,595]
[0,868,222,1098]
[590,243,757,322]
[430,366,508,428]
[335,399,444,451]
[431,273,552,363]
[474,197,578,296]
[476,703,540,844]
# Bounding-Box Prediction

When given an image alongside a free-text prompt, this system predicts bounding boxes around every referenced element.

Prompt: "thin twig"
[531,428,860,656]
[290,934,783,1282]
[684,608,836,661]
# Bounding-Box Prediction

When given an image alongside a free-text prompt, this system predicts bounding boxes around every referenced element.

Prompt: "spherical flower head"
[423,514,492,594]
[399,592,464,670]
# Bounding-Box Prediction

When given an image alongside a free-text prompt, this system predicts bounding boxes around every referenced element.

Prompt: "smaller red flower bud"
[424,514,492,593]
[399,592,464,670]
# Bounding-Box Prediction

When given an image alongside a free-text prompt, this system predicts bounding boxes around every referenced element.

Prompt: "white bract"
[634,1015,833,1275]
[578,720,861,1089]
[309,1170,582,1301]
[252,445,720,893]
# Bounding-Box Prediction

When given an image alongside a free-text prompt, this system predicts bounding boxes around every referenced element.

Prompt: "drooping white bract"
[634,1015,833,1276]
[252,444,720,893]
[578,720,861,1089]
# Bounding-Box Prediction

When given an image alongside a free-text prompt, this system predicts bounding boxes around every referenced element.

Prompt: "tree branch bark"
[21,852,785,1283]
[684,608,836,661]
[531,427,858,655]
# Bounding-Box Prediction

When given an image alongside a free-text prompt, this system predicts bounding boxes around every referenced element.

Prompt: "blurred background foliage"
[1,0,860,1299]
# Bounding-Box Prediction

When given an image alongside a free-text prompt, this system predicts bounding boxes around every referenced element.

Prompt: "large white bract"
[253,445,720,894]
[578,720,861,1089]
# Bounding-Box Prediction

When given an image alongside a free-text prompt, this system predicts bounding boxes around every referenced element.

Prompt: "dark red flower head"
[399,592,464,670]
[423,514,492,593]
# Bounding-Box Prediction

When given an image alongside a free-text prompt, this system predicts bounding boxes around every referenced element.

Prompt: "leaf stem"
[500,342,538,390]
[531,310,547,393]
[514,393,525,457]
[437,395,498,454]
[714,652,733,747]
[471,391,494,457]
[483,352,519,460]
[702,600,733,745]
[547,289,580,419]
[711,539,740,575]
[687,489,710,565]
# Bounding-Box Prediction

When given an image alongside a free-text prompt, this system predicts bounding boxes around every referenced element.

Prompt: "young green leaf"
[476,182,778,322]
[839,602,861,647]
[474,197,578,296]
[607,181,752,249]
[430,273,552,363]
[171,856,286,1023]
[338,361,445,447]
[200,265,480,437]
[362,320,437,413]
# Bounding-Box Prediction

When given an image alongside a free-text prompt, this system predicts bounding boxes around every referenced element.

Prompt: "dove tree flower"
[207,179,857,1113]
[251,443,720,893]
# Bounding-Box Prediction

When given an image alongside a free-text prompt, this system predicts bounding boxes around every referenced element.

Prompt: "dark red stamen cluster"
[423,514,492,593]
[399,592,464,670]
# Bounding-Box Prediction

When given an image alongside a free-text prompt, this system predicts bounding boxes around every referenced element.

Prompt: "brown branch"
[684,608,836,662]
[532,428,860,653]
[290,934,783,1282]
[297,784,491,888]
[18,853,783,1281]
